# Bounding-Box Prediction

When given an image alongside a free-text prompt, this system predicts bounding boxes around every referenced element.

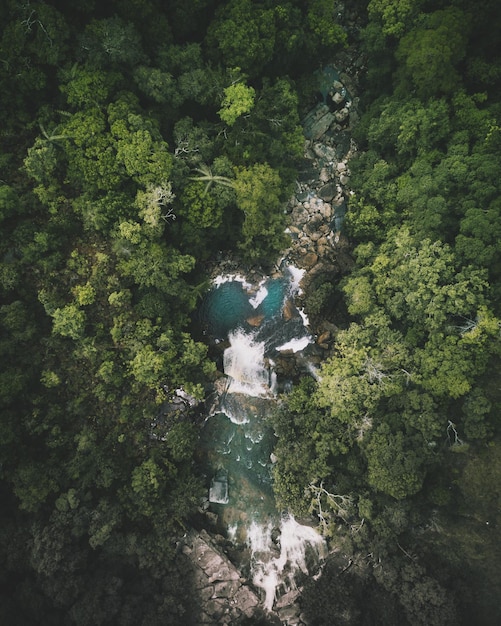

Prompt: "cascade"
[198,267,326,615]
[248,515,327,611]
[223,330,274,397]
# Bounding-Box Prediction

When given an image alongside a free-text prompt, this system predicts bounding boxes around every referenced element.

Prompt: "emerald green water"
[196,269,325,609]
[198,277,287,340]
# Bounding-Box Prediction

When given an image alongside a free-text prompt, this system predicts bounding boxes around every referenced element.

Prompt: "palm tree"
[189,163,235,194]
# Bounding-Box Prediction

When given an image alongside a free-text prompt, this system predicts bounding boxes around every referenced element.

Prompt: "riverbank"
[189,57,363,624]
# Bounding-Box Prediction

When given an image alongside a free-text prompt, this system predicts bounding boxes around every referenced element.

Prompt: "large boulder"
[303,104,336,141]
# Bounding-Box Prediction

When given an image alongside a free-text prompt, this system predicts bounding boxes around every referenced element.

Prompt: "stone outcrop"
[282,54,368,298]
[194,54,364,625]
[182,529,262,624]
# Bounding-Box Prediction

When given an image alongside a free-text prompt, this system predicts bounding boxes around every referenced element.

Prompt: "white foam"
[287,265,306,295]
[223,330,273,397]
[276,336,312,353]
[247,515,327,611]
[249,282,269,309]
[298,307,310,328]
[213,273,253,291]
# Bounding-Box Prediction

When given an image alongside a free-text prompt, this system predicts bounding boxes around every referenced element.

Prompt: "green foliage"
[79,16,145,67]
[51,304,86,340]
[306,0,347,48]
[368,0,424,38]
[207,0,276,77]
[2,1,501,623]
[396,8,470,97]
[218,81,256,126]
[234,162,288,262]
[365,425,426,499]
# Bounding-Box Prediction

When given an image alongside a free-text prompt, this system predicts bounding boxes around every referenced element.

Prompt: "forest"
[1,1,500,624]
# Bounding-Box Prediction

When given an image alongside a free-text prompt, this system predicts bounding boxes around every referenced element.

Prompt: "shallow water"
[196,267,325,609]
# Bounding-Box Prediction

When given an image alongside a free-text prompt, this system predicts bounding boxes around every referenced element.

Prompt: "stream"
[197,265,327,612]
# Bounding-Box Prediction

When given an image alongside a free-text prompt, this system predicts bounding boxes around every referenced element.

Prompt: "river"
[197,265,327,612]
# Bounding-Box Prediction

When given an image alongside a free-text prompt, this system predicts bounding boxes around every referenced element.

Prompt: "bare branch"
[396,541,417,562]
[446,420,464,448]
[308,481,353,532]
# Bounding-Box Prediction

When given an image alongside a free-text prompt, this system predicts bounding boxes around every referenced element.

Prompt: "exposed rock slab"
[183,529,261,624]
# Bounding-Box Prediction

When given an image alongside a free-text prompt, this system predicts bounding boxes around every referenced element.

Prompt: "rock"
[204,598,227,620]
[200,585,215,602]
[270,452,278,464]
[301,252,319,270]
[317,331,331,345]
[247,314,265,327]
[335,107,349,123]
[318,203,332,219]
[305,214,323,233]
[275,589,301,609]
[319,167,331,183]
[213,580,241,598]
[292,206,310,225]
[278,604,301,621]
[309,231,321,242]
[283,299,300,321]
[205,511,218,525]
[313,143,337,162]
[317,244,331,258]
[331,91,345,105]
[303,104,336,140]
[336,161,347,173]
[318,182,337,202]
[233,586,260,613]
[339,173,350,186]
[199,611,214,623]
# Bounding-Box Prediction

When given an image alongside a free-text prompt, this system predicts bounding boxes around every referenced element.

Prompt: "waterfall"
[219,329,277,424]
[248,515,327,611]
[223,330,275,397]
[198,268,327,615]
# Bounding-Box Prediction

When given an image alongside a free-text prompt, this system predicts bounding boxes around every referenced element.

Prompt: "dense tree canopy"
[2,1,501,624]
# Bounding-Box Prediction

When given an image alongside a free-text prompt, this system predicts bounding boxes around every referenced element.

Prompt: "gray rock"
[296,190,310,203]
[213,580,241,598]
[303,104,336,140]
[335,107,350,123]
[292,206,310,225]
[331,91,345,105]
[275,589,301,609]
[204,598,227,620]
[199,611,215,623]
[319,167,331,183]
[305,215,324,233]
[200,585,216,602]
[318,182,337,202]
[233,586,260,613]
[313,143,337,162]
[318,202,332,219]
[278,604,301,621]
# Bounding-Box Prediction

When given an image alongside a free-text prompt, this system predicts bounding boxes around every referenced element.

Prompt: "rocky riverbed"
[190,58,362,625]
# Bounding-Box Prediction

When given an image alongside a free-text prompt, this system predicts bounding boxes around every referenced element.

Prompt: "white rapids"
[247,515,327,611]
